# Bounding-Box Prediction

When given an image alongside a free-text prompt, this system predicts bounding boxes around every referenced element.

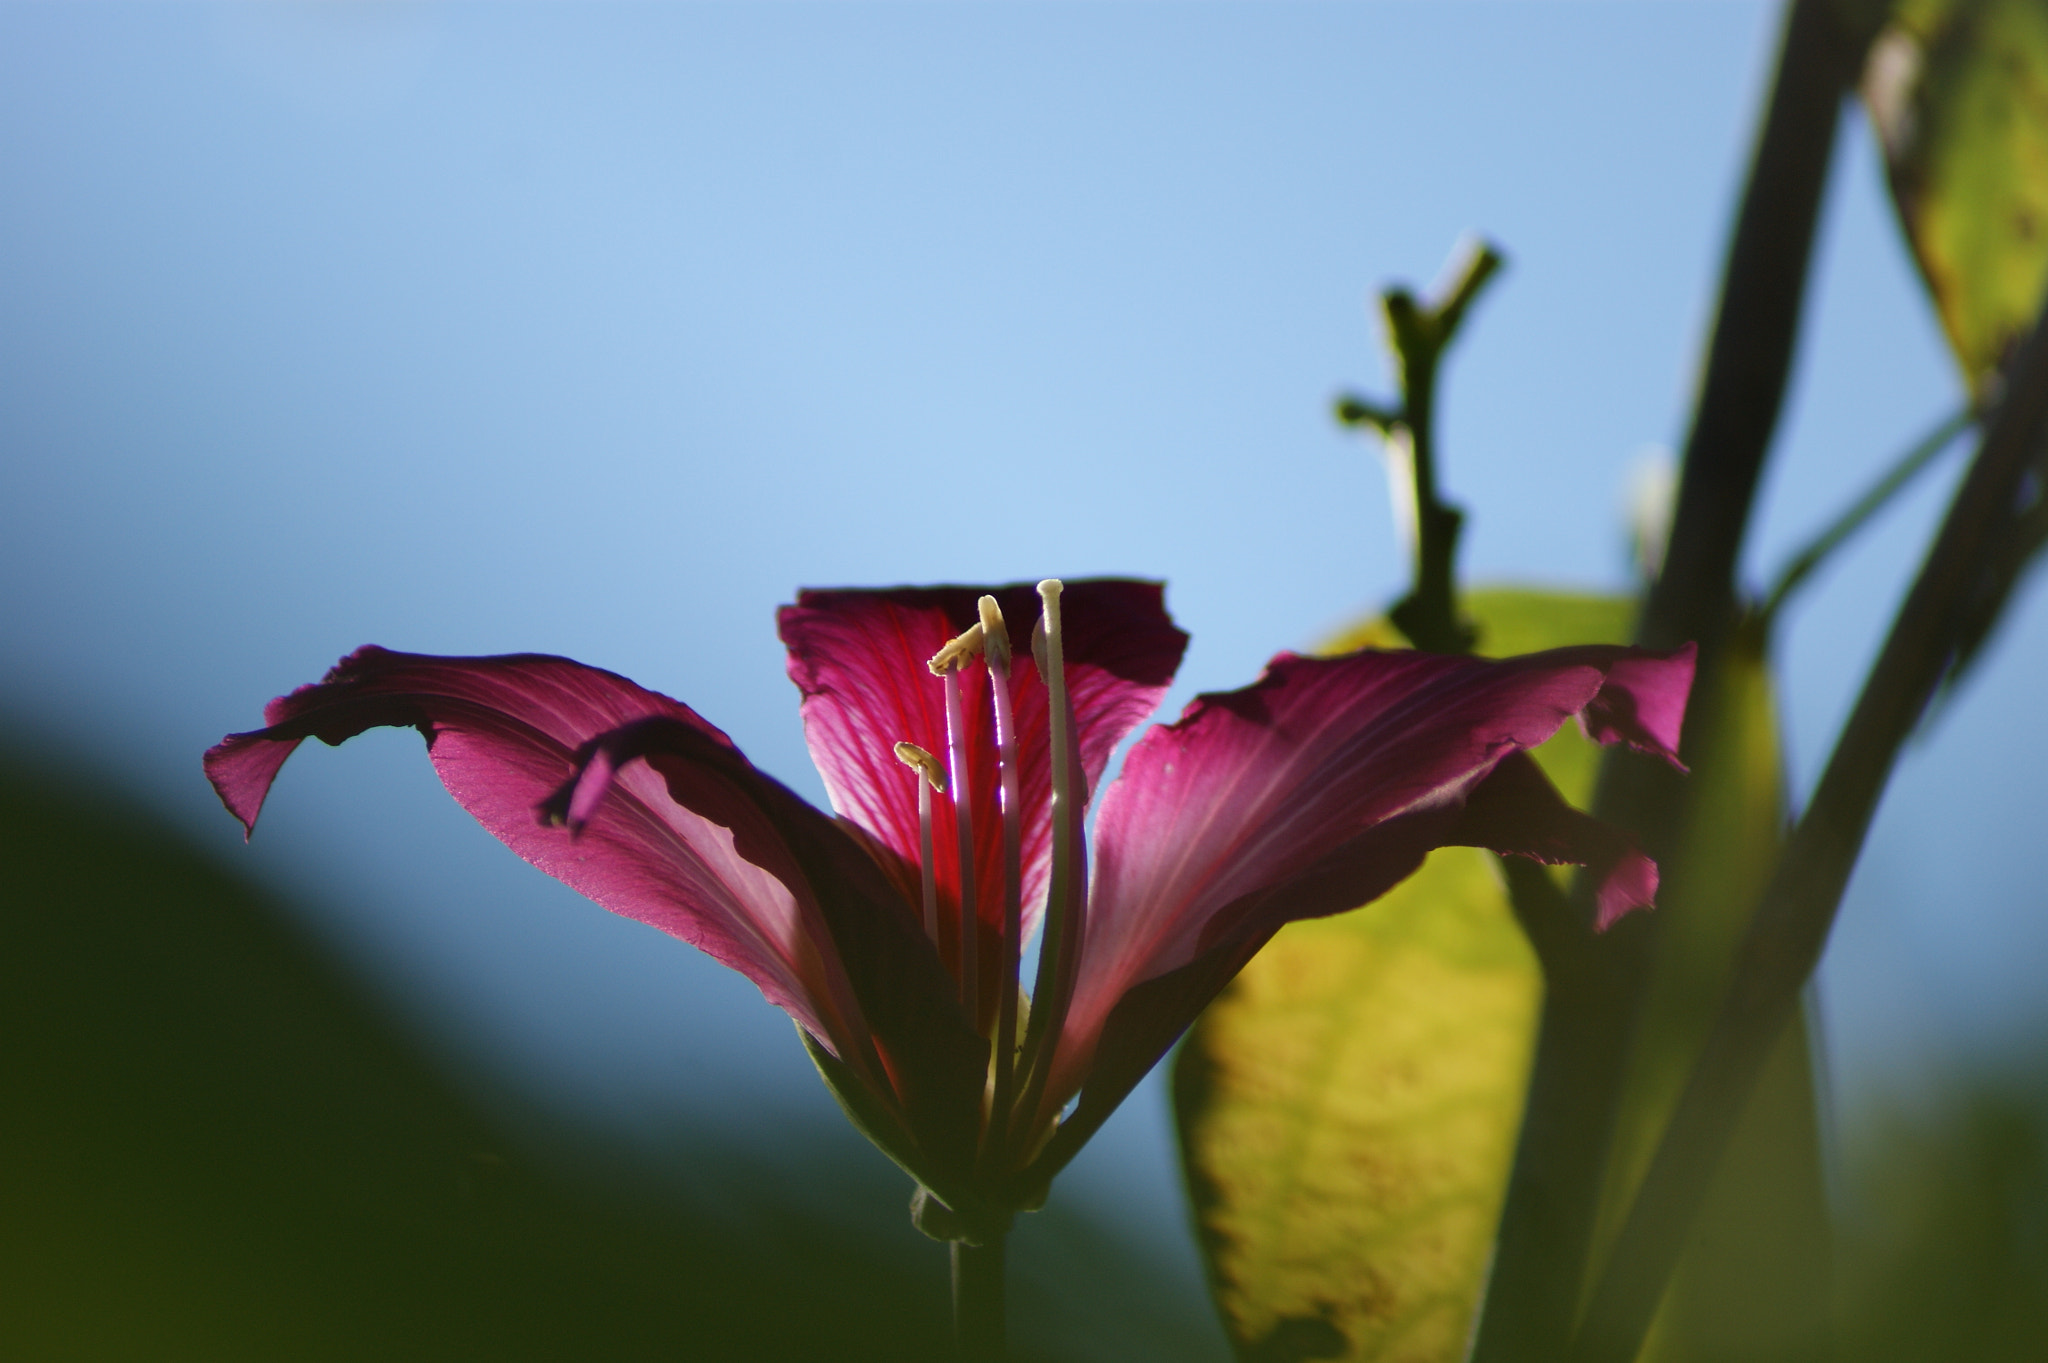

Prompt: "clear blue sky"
[3,0,2042,1328]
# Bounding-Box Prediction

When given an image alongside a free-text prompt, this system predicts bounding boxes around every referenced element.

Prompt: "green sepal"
[800,1026,1018,1243]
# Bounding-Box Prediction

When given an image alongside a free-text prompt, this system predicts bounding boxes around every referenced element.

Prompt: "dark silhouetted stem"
[1569,292,2048,1363]
[952,1236,1007,1362]
[1640,0,1870,660]
[1471,2,1871,1358]
[1382,244,1501,654]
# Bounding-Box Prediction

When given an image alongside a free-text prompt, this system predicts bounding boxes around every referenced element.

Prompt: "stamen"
[941,666,979,1024]
[977,594,1012,673]
[978,596,1025,1161]
[892,741,946,793]
[894,742,944,943]
[928,623,986,676]
[1013,579,1086,1154]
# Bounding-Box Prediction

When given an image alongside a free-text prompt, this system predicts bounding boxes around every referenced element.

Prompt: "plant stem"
[1568,290,2048,1363]
[1470,2,1871,1357]
[1381,242,1500,653]
[1640,0,1871,661]
[951,1235,1008,1362]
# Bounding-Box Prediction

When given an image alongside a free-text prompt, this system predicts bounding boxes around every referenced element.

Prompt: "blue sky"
[3,0,2042,1314]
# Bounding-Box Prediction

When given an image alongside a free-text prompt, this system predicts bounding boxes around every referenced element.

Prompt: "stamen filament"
[941,667,980,1026]
[979,596,1025,1162]
[1014,579,1085,1153]
[893,742,944,944]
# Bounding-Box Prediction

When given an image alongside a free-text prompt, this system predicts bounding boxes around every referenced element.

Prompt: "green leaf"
[1174,589,1629,1363]
[1866,0,2048,387]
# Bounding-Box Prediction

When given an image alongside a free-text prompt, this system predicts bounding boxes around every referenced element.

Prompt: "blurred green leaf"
[1865,0,2048,387]
[0,745,956,1362]
[0,741,1217,1363]
[1173,590,1628,1363]
[1837,1062,2048,1363]
[1592,618,1832,1363]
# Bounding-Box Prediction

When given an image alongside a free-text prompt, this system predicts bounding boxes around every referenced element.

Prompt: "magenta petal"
[203,647,857,1050]
[777,580,1186,952]
[1051,642,1694,1114]
[537,715,988,1178]
[1549,641,1696,767]
[1446,752,1659,929]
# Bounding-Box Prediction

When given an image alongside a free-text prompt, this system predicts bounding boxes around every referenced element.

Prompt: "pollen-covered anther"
[893,740,946,793]
[927,623,985,675]
[977,595,1012,672]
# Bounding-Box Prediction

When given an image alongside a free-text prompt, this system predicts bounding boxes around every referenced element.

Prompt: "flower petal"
[1044,642,1694,1120]
[776,580,1187,961]
[536,714,988,1190]
[1444,751,1659,929]
[204,647,859,1050]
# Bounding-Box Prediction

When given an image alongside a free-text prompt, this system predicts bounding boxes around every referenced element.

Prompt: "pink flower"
[205,580,1691,1234]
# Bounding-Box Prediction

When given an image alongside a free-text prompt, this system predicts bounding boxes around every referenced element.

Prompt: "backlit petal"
[1045,642,1694,1118]
[538,715,988,1185]
[777,580,1186,964]
[204,647,855,1048]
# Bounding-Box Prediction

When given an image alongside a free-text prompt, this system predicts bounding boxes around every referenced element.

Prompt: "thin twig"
[1759,404,1976,624]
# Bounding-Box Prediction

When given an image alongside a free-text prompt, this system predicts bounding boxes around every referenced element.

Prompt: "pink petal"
[1044,642,1695,1120]
[1444,751,1659,930]
[536,715,987,1176]
[776,580,1186,963]
[204,647,860,1051]
[1549,641,1696,766]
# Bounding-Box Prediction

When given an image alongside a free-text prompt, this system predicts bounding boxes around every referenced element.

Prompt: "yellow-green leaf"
[1865,0,2048,386]
[1174,589,1629,1363]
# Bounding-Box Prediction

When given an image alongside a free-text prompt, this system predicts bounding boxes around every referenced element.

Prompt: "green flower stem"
[1759,403,1976,625]
[951,1235,1007,1362]
[1471,1,1875,1357]
[1568,289,2048,1363]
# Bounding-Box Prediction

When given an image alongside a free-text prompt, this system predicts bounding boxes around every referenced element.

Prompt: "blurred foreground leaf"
[1865,0,2048,386]
[0,745,952,1361]
[1173,590,1627,1363]
[1836,1062,2048,1362]
[1593,619,1831,1362]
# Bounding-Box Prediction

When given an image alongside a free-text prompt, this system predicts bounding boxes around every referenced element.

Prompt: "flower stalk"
[951,1238,1006,1362]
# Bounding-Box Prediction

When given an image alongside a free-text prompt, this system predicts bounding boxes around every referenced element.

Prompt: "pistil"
[1013,579,1085,1154]
[892,741,945,944]
[978,595,1025,1157]
[929,624,984,1024]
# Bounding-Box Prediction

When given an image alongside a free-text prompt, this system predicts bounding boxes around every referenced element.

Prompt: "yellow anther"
[927,622,986,675]
[977,595,1012,672]
[893,741,947,793]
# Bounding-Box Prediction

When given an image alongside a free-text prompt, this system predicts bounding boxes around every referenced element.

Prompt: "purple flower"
[206,580,1692,1231]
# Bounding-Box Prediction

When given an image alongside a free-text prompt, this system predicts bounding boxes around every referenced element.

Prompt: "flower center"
[898,581,1085,1163]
